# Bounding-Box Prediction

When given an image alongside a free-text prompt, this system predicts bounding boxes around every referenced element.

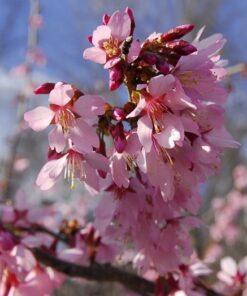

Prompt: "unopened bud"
[109,79,121,91]
[125,7,135,35]
[156,60,170,75]
[87,35,93,43]
[110,123,127,153]
[102,14,110,25]
[142,53,158,65]
[34,82,55,94]
[162,24,195,42]
[165,40,197,55]
[109,64,123,82]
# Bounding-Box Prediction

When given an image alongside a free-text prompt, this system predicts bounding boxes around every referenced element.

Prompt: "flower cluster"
[0,191,118,295]
[21,7,239,293]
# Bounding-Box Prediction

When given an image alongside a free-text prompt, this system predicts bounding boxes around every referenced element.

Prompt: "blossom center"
[64,151,84,188]
[56,108,76,133]
[177,70,199,87]
[145,96,167,120]
[103,37,121,58]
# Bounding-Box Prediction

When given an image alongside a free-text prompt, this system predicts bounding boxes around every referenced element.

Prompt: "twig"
[33,248,156,296]
[19,224,69,244]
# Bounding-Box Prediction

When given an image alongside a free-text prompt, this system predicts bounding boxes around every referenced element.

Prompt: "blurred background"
[0,0,246,294]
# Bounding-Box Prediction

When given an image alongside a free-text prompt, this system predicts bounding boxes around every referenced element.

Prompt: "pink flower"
[83,9,139,68]
[24,82,106,152]
[58,224,117,265]
[218,257,247,287]
[36,147,109,192]
[127,74,195,153]
[173,28,228,104]
[109,131,141,188]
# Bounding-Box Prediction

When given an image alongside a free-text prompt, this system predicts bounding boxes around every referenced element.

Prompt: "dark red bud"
[142,53,158,65]
[110,123,127,153]
[34,82,55,94]
[102,14,110,25]
[109,65,123,82]
[165,40,197,55]
[125,7,135,35]
[109,79,121,91]
[113,108,126,121]
[162,24,195,42]
[156,60,170,75]
[87,35,93,43]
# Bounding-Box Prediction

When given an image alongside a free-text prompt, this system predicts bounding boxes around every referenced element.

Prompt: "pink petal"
[24,106,54,132]
[148,74,175,97]
[104,57,121,69]
[125,132,142,154]
[84,152,109,172]
[154,126,182,149]
[166,79,197,110]
[220,257,237,277]
[36,155,67,190]
[83,47,107,64]
[126,97,146,118]
[94,193,116,233]
[69,119,99,153]
[83,161,100,194]
[92,25,111,46]
[48,125,66,153]
[49,84,73,106]
[146,147,174,201]
[73,95,106,118]
[154,115,184,148]
[110,153,129,188]
[128,40,141,63]
[137,115,153,153]
[205,127,240,149]
[108,11,131,41]
[160,168,175,201]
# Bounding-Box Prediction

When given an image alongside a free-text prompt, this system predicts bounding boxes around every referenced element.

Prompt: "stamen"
[178,70,200,87]
[57,108,76,133]
[64,151,84,189]
[103,37,121,58]
[123,153,136,171]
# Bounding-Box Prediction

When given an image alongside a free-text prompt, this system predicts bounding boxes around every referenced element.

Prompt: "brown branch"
[19,224,69,244]
[32,248,223,296]
[32,248,156,296]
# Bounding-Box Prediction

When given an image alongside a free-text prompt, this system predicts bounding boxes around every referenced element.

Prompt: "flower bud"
[165,40,197,55]
[102,14,110,25]
[162,24,195,42]
[125,7,135,35]
[156,60,170,75]
[109,79,121,91]
[34,82,55,94]
[110,123,127,153]
[142,53,158,65]
[109,64,124,91]
[87,35,93,43]
[113,108,126,121]
[109,65,123,82]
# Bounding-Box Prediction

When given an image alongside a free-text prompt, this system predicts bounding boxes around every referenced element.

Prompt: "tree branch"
[32,248,222,296]
[32,248,156,296]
